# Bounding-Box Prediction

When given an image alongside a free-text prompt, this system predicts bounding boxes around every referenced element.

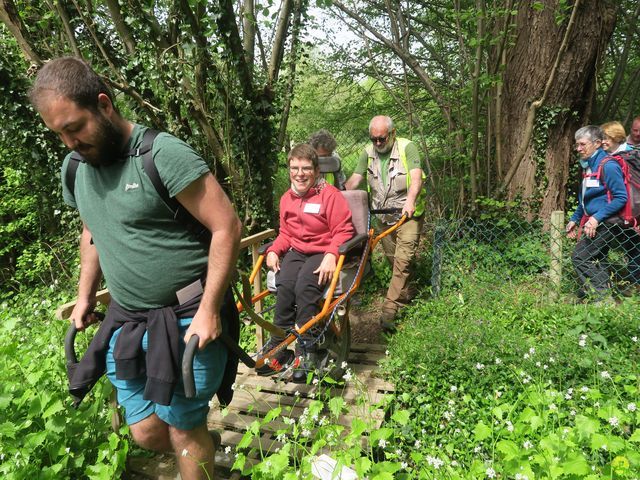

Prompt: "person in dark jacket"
[566,125,627,302]
[29,57,242,479]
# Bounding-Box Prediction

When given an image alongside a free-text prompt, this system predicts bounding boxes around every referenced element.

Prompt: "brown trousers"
[380,216,423,314]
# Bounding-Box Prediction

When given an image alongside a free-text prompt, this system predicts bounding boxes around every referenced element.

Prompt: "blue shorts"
[106,317,228,430]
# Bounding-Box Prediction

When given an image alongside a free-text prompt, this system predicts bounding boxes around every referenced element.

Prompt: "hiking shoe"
[292,352,320,384]
[255,340,295,376]
[379,310,397,334]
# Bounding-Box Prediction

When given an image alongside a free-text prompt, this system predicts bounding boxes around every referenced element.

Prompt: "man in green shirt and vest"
[345,115,426,333]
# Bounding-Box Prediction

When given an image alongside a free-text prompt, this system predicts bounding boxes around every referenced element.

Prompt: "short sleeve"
[353,150,369,176]
[151,133,211,198]
[404,142,422,170]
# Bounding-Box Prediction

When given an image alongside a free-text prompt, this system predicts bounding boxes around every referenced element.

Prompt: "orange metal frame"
[238,215,407,369]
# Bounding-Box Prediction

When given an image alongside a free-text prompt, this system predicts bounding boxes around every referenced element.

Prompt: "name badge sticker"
[304,203,321,214]
[585,178,600,188]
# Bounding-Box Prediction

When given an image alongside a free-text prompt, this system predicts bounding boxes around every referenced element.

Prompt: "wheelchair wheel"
[317,304,351,381]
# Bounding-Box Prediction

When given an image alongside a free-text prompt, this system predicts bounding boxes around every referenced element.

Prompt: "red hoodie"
[268,182,355,258]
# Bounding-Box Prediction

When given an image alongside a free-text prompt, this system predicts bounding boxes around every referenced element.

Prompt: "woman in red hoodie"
[258,143,355,382]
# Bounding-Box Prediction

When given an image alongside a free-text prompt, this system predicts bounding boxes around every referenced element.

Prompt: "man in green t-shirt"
[345,115,426,333]
[29,57,241,479]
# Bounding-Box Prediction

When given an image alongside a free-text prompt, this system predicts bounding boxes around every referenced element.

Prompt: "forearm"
[406,169,423,204]
[200,221,241,315]
[77,225,102,303]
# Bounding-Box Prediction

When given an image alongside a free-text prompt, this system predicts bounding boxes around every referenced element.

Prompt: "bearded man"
[29,57,241,479]
[345,115,426,332]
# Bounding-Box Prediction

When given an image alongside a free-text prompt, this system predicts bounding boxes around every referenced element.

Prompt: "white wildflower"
[495,358,502,365]
[523,440,533,449]
[294,390,300,397]
[570,409,576,416]
[549,403,557,411]
[486,467,496,478]
[385,350,390,356]
[312,378,319,385]
[401,461,408,469]
[600,371,611,379]
[581,386,589,393]
[343,370,353,381]
[224,446,232,454]
[523,353,530,359]
[628,402,637,412]
[506,420,514,432]
[529,347,535,355]
[608,416,619,427]
[341,361,348,369]
[414,440,421,448]
[450,385,458,392]
[475,362,485,370]
[378,438,387,448]
[632,336,638,343]
[302,429,311,438]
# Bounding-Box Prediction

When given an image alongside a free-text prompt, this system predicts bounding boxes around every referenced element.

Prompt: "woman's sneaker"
[255,339,295,376]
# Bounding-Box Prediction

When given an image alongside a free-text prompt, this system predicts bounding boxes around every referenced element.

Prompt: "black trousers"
[572,223,640,297]
[274,250,325,352]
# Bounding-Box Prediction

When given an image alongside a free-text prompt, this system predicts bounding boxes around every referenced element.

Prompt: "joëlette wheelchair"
[237,189,407,381]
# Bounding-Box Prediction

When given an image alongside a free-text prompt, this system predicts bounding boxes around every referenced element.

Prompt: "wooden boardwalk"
[126,343,393,479]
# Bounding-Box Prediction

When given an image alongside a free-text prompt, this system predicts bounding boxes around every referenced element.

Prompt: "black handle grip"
[64,311,105,367]
[182,332,256,399]
[182,335,199,399]
[370,207,403,214]
[65,323,79,366]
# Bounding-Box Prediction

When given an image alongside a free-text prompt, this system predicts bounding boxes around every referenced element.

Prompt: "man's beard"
[374,142,393,154]
[78,113,126,167]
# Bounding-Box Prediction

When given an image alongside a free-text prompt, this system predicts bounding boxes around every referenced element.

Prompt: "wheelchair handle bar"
[370,207,403,214]
[183,333,256,399]
[64,312,105,367]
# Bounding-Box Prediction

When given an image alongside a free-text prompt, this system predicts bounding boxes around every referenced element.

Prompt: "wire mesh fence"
[425,213,640,301]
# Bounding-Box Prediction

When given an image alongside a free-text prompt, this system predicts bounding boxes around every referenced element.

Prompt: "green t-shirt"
[62,125,211,310]
[354,141,421,186]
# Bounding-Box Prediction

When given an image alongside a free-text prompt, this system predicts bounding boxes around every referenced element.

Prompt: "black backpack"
[66,129,211,243]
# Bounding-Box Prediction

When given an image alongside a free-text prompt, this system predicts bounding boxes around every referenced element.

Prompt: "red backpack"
[594,149,640,229]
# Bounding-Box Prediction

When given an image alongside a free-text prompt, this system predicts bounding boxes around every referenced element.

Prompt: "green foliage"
[0,289,128,478]
[378,267,640,478]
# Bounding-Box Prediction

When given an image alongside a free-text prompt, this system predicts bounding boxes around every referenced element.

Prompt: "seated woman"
[257,143,355,383]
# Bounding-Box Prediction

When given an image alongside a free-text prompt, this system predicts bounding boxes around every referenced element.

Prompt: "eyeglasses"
[289,166,314,174]
[370,135,390,144]
[574,141,594,149]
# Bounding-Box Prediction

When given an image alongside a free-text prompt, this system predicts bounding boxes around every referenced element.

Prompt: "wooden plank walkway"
[126,343,393,479]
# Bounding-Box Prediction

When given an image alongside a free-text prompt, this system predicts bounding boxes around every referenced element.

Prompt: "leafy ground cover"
[0,288,128,479]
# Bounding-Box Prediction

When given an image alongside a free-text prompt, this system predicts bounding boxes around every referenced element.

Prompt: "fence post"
[550,210,564,299]
[431,222,445,297]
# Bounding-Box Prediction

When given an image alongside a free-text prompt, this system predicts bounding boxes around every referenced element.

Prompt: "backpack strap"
[136,129,211,244]
[66,153,82,197]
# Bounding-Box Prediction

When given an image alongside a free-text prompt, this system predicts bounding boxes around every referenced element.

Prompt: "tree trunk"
[498,0,616,219]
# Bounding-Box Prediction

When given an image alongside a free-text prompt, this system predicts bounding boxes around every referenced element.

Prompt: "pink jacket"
[268,182,354,258]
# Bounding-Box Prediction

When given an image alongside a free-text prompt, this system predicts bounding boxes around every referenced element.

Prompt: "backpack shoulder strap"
[136,129,211,243]
[134,129,181,216]
[66,153,83,197]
